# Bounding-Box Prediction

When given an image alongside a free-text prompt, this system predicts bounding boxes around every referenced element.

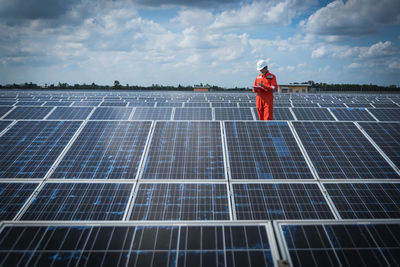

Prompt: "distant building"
[277,84,309,93]
[193,86,209,92]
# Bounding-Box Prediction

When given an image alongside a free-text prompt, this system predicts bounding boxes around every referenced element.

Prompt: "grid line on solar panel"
[357,122,400,172]
[132,107,173,120]
[129,183,230,220]
[293,121,400,179]
[278,222,400,267]
[4,107,53,120]
[224,121,314,179]
[50,121,152,179]
[323,183,400,219]
[141,121,226,180]
[330,108,376,121]
[173,108,212,120]
[292,108,335,121]
[0,224,276,267]
[214,108,254,120]
[368,109,400,121]
[0,183,38,220]
[0,121,82,179]
[46,107,93,120]
[89,107,133,120]
[43,101,73,107]
[232,183,335,220]
[0,107,12,118]
[19,183,133,221]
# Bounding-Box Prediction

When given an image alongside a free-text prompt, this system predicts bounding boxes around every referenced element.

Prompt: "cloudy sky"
[0,0,399,87]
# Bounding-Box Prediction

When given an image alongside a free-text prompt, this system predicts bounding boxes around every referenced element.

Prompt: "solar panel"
[0,107,12,117]
[323,183,400,219]
[0,183,38,220]
[214,108,254,120]
[233,183,335,220]
[132,107,172,120]
[292,103,318,108]
[278,222,400,267]
[157,102,182,107]
[51,121,151,179]
[330,108,375,121]
[292,108,335,121]
[43,101,73,106]
[346,103,373,108]
[0,101,16,106]
[238,102,254,107]
[128,102,156,107]
[368,109,400,121]
[225,121,314,179]
[141,121,225,179]
[129,183,230,220]
[272,108,295,120]
[4,107,53,120]
[184,102,210,107]
[358,122,400,167]
[20,183,133,220]
[100,101,127,107]
[0,120,12,132]
[89,107,133,120]
[293,121,399,179]
[0,121,81,178]
[47,107,93,120]
[173,108,212,120]
[318,103,345,108]
[15,101,44,106]
[0,224,276,267]
[72,101,100,106]
[211,102,238,107]
[372,103,399,108]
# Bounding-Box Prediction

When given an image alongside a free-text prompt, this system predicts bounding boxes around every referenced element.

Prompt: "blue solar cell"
[128,102,156,107]
[100,101,127,107]
[293,121,399,179]
[0,121,82,178]
[130,183,230,220]
[0,101,16,106]
[21,183,133,220]
[72,101,100,106]
[15,101,44,106]
[0,120,12,132]
[368,109,400,121]
[214,108,253,120]
[174,108,212,120]
[225,121,314,179]
[0,183,38,220]
[141,121,225,179]
[330,108,375,121]
[89,107,133,120]
[272,108,295,120]
[51,121,151,179]
[132,107,172,120]
[47,107,93,120]
[0,107,13,118]
[324,183,400,219]
[292,108,335,121]
[43,101,73,106]
[280,223,400,267]
[233,183,334,220]
[4,107,53,119]
[211,103,238,107]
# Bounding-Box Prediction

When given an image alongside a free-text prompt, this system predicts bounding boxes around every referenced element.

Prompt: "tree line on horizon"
[0,80,398,92]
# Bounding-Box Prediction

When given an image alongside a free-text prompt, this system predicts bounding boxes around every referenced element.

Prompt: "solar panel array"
[0,90,400,266]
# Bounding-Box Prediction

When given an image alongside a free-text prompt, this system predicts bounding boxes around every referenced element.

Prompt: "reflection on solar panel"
[4,107,53,119]
[130,183,229,220]
[330,108,375,121]
[0,224,275,267]
[293,121,399,179]
[47,107,93,120]
[51,121,151,179]
[132,107,172,120]
[21,183,133,220]
[233,183,334,220]
[272,108,295,121]
[292,108,335,121]
[368,109,400,121]
[0,183,38,220]
[324,183,400,219]
[89,107,132,120]
[279,222,400,267]
[359,122,400,166]
[225,122,314,179]
[214,108,253,120]
[141,122,225,179]
[0,121,81,178]
[174,108,212,120]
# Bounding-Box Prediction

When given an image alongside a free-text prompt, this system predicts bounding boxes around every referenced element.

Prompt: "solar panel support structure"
[212,107,215,120]
[124,121,156,221]
[0,106,16,120]
[128,107,136,120]
[42,106,56,120]
[12,120,88,221]
[354,122,400,176]
[289,108,297,121]
[250,107,257,120]
[287,121,320,180]
[0,120,17,137]
[365,108,379,122]
[170,107,176,120]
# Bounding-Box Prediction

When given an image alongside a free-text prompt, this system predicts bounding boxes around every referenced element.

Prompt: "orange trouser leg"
[256,96,273,120]
[256,96,264,120]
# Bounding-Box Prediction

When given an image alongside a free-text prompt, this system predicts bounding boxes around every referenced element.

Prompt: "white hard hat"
[256,59,268,71]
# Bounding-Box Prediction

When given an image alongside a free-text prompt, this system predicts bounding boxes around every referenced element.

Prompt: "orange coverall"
[253,71,277,120]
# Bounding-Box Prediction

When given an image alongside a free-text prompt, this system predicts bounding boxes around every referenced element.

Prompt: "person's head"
[256,59,268,74]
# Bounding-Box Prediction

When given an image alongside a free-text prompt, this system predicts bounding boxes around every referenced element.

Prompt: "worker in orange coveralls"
[253,60,277,120]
